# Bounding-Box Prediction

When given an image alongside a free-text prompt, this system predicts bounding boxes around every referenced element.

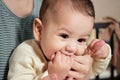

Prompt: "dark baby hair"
[39,0,95,24]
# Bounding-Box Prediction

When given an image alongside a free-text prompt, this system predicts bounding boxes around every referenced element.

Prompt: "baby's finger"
[88,39,99,49]
[88,40,105,54]
[93,44,109,59]
[53,51,62,63]
[86,39,99,55]
[92,40,105,52]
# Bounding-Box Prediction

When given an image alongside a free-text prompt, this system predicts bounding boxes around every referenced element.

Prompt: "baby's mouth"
[60,49,74,56]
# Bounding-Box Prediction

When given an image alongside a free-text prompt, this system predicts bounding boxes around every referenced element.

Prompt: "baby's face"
[40,9,94,60]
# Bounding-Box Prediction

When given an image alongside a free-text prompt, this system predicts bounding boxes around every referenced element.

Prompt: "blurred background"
[92,0,120,22]
[90,0,120,80]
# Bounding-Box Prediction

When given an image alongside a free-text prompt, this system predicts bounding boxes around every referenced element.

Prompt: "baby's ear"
[33,18,42,41]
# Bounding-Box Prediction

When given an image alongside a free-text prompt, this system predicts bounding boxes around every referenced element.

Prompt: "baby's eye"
[59,33,69,39]
[77,38,86,43]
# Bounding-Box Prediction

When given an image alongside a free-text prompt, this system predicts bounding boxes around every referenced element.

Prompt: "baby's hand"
[48,51,73,80]
[86,39,109,59]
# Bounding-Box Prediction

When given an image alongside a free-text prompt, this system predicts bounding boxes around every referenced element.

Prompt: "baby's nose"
[65,44,77,54]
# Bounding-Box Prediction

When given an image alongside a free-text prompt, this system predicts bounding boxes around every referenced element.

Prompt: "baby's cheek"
[75,46,86,56]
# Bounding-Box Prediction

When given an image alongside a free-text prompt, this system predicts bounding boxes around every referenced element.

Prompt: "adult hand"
[68,54,93,80]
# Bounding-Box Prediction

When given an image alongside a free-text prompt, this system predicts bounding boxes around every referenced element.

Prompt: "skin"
[33,4,109,80]
[87,39,109,59]
[34,6,94,79]
[38,9,94,61]
[3,0,33,17]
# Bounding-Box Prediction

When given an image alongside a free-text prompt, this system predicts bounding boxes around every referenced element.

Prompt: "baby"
[8,0,111,80]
